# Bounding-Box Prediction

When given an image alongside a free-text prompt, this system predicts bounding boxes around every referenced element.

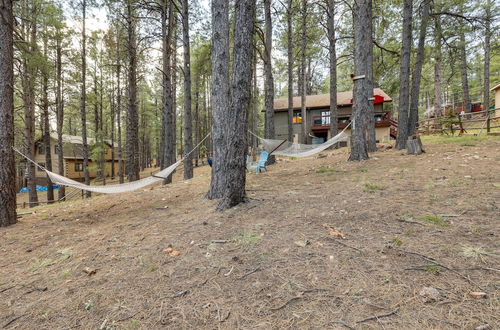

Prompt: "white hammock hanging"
[252,123,350,158]
[44,160,181,194]
[14,133,210,194]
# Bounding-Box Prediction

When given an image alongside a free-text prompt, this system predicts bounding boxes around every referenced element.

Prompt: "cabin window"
[75,163,84,172]
[55,144,61,154]
[38,163,45,172]
[293,111,302,124]
[321,111,330,125]
[37,144,45,155]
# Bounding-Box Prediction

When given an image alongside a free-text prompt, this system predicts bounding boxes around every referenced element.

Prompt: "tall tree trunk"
[161,0,175,183]
[482,0,491,114]
[207,0,230,200]
[126,0,140,181]
[218,0,254,210]
[299,0,307,144]
[172,13,178,162]
[365,0,376,152]
[22,1,39,206]
[116,26,124,184]
[407,0,430,137]
[81,0,91,196]
[348,0,370,161]
[55,26,65,200]
[263,0,275,165]
[0,0,17,226]
[459,5,470,114]
[287,0,294,142]
[395,0,412,149]
[433,6,443,118]
[327,0,338,141]
[42,36,54,202]
[182,0,193,179]
[252,44,258,160]
[110,74,115,179]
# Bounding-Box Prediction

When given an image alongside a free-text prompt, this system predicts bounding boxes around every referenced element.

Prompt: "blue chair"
[248,152,269,173]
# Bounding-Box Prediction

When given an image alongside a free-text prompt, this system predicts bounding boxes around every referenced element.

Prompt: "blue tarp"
[19,185,60,193]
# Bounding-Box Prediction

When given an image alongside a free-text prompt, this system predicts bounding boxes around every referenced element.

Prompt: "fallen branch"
[270,296,303,311]
[326,237,363,252]
[2,314,24,328]
[328,320,357,330]
[237,266,261,280]
[356,308,399,323]
[0,286,15,293]
[397,218,424,226]
[401,249,484,289]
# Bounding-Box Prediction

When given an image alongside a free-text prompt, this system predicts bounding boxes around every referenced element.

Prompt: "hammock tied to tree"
[13,133,210,194]
[251,122,351,158]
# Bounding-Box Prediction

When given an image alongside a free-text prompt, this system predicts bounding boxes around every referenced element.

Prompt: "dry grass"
[1,136,499,329]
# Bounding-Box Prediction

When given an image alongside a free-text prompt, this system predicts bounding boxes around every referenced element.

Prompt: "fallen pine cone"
[170,250,181,257]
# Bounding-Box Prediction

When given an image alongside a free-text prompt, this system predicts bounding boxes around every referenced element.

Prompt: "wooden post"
[487,114,491,133]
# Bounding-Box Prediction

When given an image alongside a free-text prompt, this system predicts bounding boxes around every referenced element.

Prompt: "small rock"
[469,291,487,299]
[83,267,97,276]
[419,286,440,302]
[170,250,181,257]
[163,247,173,254]
[475,324,491,330]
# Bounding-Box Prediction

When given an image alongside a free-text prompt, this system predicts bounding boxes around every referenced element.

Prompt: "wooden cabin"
[33,134,122,185]
[270,88,395,144]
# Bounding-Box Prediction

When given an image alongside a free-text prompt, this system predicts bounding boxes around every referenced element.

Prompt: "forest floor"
[2,135,499,329]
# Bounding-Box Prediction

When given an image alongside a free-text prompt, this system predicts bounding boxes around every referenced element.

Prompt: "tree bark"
[207,0,230,200]
[395,0,412,149]
[0,0,17,226]
[80,0,91,197]
[327,0,338,142]
[116,26,124,184]
[161,0,175,183]
[41,35,54,202]
[263,0,275,165]
[55,24,65,200]
[22,1,39,206]
[348,0,370,161]
[217,0,254,210]
[286,0,294,142]
[365,0,376,152]
[126,0,140,181]
[407,0,430,136]
[482,0,491,114]
[433,5,443,118]
[299,0,307,144]
[458,5,470,114]
[182,0,193,179]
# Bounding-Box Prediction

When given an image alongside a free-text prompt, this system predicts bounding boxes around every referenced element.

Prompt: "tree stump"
[407,136,425,155]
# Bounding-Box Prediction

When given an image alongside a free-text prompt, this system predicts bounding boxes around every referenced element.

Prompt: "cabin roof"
[490,83,500,91]
[272,88,392,111]
[48,133,112,146]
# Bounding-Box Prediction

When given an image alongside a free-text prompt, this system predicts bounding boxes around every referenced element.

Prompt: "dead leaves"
[163,247,181,257]
[323,223,346,239]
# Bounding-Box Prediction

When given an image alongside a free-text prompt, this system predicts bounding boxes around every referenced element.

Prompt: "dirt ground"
[1,135,499,329]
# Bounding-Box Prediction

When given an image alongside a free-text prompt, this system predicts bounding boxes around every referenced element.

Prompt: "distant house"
[270,88,396,144]
[33,134,121,185]
[491,83,500,117]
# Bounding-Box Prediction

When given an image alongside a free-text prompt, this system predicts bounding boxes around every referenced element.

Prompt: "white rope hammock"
[250,122,351,158]
[14,133,210,194]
